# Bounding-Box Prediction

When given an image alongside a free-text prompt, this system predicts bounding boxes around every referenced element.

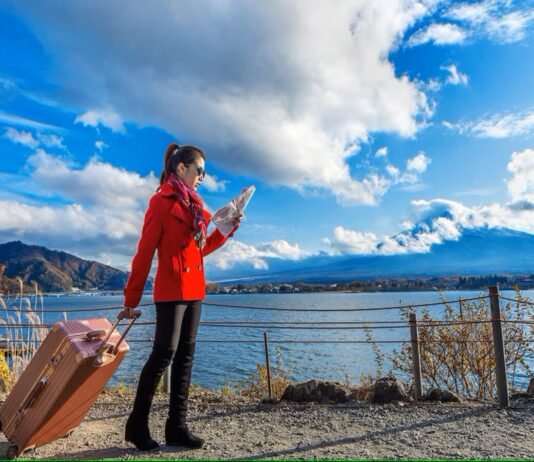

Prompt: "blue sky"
[0,0,533,275]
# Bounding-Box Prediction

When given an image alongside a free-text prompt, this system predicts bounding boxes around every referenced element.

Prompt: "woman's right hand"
[120,307,142,319]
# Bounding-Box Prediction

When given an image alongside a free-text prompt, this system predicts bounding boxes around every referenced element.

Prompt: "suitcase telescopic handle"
[97,308,141,355]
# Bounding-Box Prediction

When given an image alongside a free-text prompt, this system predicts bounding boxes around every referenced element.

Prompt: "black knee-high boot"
[125,348,173,451]
[166,341,204,449]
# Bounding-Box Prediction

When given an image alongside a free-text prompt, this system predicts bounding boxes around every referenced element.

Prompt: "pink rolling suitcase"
[0,309,139,459]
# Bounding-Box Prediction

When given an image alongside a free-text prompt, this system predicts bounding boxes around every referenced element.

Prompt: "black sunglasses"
[185,163,206,179]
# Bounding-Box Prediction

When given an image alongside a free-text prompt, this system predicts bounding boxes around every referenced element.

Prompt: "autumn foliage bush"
[392,290,533,400]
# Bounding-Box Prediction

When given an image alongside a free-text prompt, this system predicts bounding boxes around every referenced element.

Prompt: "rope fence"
[0,319,531,329]
[0,287,532,405]
[0,295,493,313]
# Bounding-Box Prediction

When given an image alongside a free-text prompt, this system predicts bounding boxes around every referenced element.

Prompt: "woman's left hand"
[232,212,243,229]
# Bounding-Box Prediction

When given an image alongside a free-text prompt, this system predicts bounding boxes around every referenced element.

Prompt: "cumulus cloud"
[324,148,534,256]
[75,109,125,133]
[506,148,534,208]
[441,64,468,86]
[444,110,534,138]
[25,150,157,209]
[375,146,388,158]
[12,0,436,206]
[0,150,309,272]
[406,151,431,173]
[201,174,227,193]
[208,239,309,270]
[323,226,378,255]
[407,23,467,46]
[0,151,158,265]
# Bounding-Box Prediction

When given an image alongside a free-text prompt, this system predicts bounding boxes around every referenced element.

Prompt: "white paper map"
[212,185,256,237]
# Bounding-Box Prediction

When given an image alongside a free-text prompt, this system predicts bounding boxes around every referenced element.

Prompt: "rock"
[281,380,348,403]
[350,384,374,401]
[370,377,412,403]
[421,388,462,403]
[528,378,534,396]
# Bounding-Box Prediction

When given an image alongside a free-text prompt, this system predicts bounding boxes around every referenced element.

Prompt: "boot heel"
[125,414,160,451]
[165,420,204,449]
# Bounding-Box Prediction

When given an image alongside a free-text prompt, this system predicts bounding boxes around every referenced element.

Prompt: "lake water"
[2,290,532,390]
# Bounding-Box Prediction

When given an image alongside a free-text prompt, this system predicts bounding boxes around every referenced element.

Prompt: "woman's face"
[176,157,205,190]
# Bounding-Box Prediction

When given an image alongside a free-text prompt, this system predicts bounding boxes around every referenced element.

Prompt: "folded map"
[211,185,255,237]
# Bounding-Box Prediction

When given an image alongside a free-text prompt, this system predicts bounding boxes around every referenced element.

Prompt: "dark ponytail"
[159,142,206,185]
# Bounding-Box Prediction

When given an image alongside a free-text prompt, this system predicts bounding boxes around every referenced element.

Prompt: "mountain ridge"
[0,241,135,293]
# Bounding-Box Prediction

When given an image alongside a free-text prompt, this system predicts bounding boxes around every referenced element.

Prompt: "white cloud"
[441,64,468,86]
[201,174,227,193]
[3,127,66,150]
[3,127,39,148]
[95,140,108,152]
[446,1,534,44]
[0,149,309,273]
[36,133,66,150]
[407,23,467,46]
[445,110,534,138]
[0,111,63,132]
[386,164,400,179]
[324,149,534,256]
[208,238,309,270]
[75,109,125,133]
[375,146,388,158]
[26,150,157,209]
[406,151,431,173]
[326,226,378,255]
[0,151,159,264]
[506,148,534,208]
[13,0,436,206]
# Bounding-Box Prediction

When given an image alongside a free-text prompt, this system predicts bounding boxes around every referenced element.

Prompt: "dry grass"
[0,279,48,391]
[218,346,294,399]
[391,288,533,400]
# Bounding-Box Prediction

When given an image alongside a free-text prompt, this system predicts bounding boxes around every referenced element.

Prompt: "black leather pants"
[130,300,202,425]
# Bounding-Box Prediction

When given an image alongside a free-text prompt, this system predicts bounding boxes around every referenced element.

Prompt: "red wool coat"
[123,181,232,308]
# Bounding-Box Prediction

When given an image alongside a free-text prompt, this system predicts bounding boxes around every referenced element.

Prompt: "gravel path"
[1,389,532,460]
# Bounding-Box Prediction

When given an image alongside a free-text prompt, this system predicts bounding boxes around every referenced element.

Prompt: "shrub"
[391,289,533,400]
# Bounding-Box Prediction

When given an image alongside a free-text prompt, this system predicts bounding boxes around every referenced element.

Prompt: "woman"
[122,143,240,451]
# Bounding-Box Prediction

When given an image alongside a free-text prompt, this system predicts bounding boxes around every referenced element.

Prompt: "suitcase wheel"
[6,445,18,460]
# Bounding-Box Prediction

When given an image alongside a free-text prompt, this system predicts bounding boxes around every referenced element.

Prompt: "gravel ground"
[1,388,532,460]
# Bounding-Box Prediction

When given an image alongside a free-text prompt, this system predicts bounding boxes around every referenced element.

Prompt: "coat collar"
[159,181,175,197]
[159,181,212,225]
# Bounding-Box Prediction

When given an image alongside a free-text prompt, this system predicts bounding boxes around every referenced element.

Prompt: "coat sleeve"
[123,195,163,308]
[202,224,238,257]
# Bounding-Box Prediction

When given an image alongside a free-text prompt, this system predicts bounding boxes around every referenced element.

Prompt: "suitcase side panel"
[28,348,127,451]
[0,328,72,437]
[0,318,129,456]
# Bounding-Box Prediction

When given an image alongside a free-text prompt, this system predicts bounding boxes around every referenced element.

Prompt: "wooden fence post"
[459,298,464,319]
[409,313,423,400]
[163,366,171,394]
[489,285,509,407]
[264,331,273,399]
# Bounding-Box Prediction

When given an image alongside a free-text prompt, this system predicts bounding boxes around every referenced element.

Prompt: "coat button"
[181,243,187,249]
[198,264,202,270]
[184,266,190,272]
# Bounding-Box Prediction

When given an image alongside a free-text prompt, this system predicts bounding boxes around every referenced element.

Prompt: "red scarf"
[166,173,207,249]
